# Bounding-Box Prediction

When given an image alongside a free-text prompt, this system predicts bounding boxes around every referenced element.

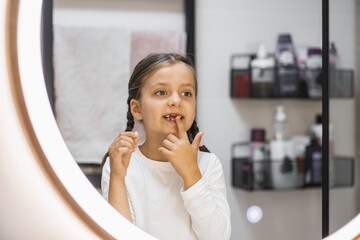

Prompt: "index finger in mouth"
[175,115,187,139]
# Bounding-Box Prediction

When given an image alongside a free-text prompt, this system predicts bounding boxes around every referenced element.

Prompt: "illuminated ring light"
[3,0,360,239]
[5,0,155,239]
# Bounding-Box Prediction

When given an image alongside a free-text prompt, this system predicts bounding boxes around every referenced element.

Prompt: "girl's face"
[131,62,196,139]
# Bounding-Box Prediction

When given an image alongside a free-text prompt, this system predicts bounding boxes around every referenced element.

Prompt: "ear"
[130,99,142,120]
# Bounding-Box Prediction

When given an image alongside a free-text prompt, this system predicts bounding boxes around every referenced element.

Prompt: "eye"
[155,90,166,96]
[182,91,192,97]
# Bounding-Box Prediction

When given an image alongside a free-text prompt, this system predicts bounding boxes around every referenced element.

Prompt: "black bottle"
[304,133,322,187]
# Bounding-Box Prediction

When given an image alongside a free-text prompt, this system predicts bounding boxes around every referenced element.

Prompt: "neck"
[139,134,169,162]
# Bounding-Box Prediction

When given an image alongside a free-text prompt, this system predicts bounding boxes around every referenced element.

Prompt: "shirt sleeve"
[180,153,231,240]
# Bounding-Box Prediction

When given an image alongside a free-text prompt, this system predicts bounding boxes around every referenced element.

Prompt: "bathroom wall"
[196,0,357,239]
[53,0,185,30]
[53,0,358,239]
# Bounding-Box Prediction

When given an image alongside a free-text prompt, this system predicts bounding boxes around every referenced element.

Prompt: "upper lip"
[164,113,184,119]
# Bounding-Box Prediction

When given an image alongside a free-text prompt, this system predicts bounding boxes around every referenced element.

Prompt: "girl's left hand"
[159,116,204,190]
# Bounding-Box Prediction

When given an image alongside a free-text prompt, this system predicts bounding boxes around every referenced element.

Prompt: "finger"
[113,131,138,144]
[191,132,204,150]
[119,139,134,150]
[117,147,132,167]
[112,147,130,159]
[121,131,140,140]
[120,135,135,145]
[166,134,178,143]
[162,139,176,150]
[175,115,187,140]
[158,147,172,159]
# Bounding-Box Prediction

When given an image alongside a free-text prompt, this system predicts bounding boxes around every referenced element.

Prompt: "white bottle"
[270,105,296,189]
[251,44,275,69]
[274,105,287,141]
[251,44,275,97]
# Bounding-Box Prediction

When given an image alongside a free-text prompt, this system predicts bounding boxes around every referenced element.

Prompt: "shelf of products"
[230,53,354,99]
[231,142,354,191]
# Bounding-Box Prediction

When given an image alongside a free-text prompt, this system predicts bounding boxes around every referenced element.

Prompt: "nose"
[168,92,182,107]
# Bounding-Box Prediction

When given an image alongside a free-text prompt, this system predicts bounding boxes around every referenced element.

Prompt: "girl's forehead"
[144,63,196,87]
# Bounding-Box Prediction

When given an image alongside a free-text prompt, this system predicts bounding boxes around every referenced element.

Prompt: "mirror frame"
[3,0,360,239]
[322,0,329,236]
[6,0,155,239]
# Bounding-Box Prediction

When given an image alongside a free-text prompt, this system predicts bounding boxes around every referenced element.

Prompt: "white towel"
[53,26,131,164]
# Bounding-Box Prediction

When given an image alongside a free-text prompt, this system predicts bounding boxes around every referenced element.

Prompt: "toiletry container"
[305,48,322,98]
[231,55,251,97]
[250,128,269,189]
[270,105,297,189]
[310,114,335,186]
[297,46,310,98]
[292,135,310,187]
[232,71,250,97]
[251,44,275,97]
[274,34,300,97]
[270,139,296,189]
[273,105,287,141]
[304,133,322,186]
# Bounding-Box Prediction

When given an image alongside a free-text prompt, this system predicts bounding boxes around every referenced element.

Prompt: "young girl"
[101,53,231,240]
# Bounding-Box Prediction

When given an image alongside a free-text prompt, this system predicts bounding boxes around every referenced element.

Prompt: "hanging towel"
[130,30,187,71]
[53,26,131,164]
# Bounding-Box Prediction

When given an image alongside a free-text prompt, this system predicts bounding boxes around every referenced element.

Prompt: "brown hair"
[101,53,210,169]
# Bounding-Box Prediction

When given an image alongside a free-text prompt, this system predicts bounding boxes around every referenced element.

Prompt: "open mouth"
[164,113,184,122]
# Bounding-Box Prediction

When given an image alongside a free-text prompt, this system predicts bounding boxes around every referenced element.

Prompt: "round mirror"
[1,0,360,239]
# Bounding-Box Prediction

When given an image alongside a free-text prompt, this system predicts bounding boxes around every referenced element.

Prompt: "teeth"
[164,114,183,121]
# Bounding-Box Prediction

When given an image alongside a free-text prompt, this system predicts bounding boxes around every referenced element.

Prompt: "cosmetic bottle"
[270,105,296,189]
[304,133,322,186]
[273,105,287,141]
[297,47,309,98]
[305,48,322,98]
[310,114,335,186]
[251,44,275,97]
[250,128,266,157]
[250,128,268,189]
[292,135,310,187]
[274,33,300,97]
[270,139,296,189]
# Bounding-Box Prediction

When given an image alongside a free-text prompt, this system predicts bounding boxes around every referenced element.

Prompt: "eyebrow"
[150,82,195,89]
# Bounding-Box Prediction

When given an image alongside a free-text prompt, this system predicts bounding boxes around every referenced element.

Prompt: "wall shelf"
[230,53,354,100]
[231,142,354,191]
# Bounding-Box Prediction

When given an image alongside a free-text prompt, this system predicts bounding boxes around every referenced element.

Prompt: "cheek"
[186,103,196,125]
[143,103,162,121]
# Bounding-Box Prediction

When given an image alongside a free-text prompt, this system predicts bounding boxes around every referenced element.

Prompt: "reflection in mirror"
[49,0,186,193]
[40,0,360,239]
[48,1,233,239]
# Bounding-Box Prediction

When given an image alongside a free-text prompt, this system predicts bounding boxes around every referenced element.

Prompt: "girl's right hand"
[108,131,139,180]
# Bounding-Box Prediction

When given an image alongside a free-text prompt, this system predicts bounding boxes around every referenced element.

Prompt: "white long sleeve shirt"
[101,147,231,240]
